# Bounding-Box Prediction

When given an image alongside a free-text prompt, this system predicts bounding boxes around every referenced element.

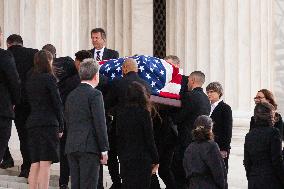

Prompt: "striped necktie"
[96,51,101,61]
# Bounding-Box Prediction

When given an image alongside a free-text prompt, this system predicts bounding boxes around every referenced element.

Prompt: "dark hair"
[258,89,277,110]
[189,71,205,84]
[75,50,93,62]
[126,82,152,112]
[33,50,53,74]
[42,44,56,58]
[91,28,106,40]
[206,82,223,97]
[192,115,214,142]
[6,34,23,45]
[254,102,275,127]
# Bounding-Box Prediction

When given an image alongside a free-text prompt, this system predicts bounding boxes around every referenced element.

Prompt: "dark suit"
[0,48,20,161]
[105,71,151,188]
[244,123,284,189]
[173,87,211,189]
[6,45,38,172]
[183,141,227,189]
[65,83,109,189]
[117,106,159,189]
[210,101,232,170]
[90,47,119,60]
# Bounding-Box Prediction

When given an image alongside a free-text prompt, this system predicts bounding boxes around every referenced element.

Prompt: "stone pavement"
[1,119,252,189]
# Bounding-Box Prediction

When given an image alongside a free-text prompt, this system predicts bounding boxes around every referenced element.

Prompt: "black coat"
[0,49,21,119]
[25,73,64,132]
[183,140,227,189]
[116,106,159,164]
[65,83,109,154]
[210,101,233,151]
[250,113,284,140]
[90,47,119,60]
[174,87,211,148]
[244,123,284,189]
[105,71,151,114]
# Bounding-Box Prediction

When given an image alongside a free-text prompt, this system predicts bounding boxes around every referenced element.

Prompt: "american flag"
[99,55,182,99]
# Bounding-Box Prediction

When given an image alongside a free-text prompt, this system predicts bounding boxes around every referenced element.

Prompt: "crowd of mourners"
[0,26,284,189]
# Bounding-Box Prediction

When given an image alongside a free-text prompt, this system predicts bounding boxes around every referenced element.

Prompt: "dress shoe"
[0,159,14,169]
[59,184,69,189]
[18,169,29,178]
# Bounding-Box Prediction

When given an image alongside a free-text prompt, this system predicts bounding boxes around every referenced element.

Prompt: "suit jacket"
[65,83,109,154]
[90,47,119,60]
[183,140,227,189]
[105,71,151,114]
[244,123,284,188]
[210,101,233,151]
[25,73,64,132]
[116,106,159,164]
[7,45,38,106]
[174,87,211,147]
[0,49,21,119]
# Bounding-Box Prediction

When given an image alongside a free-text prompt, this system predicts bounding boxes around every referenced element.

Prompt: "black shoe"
[0,159,14,169]
[18,169,29,178]
[59,184,69,189]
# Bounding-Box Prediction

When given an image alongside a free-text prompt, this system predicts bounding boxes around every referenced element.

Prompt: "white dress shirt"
[94,47,105,60]
[209,99,222,116]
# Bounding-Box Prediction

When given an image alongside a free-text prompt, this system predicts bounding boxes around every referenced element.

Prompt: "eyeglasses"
[254,96,265,100]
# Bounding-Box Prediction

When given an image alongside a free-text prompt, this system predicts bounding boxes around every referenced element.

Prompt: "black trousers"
[120,159,152,189]
[2,146,13,161]
[0,117,12,162]
[158,147,177,189]
[171,144,187,189]
[14,105,30,171]
[108,126,121,187]
[59,133,70,186]
[68,152,100,189]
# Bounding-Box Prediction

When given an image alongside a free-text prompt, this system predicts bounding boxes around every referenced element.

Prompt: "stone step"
[0,175,58,189]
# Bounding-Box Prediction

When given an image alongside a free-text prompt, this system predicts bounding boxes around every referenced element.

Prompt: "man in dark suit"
[0,26,21,164]
[206,82,232,171]
[172,71,211,189]
[89,28,119,61]
[1,34,38,177]
[105,58,151,189]
[65,58,109,189]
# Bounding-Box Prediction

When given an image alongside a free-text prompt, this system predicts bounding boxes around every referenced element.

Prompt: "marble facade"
[0,0,283,117]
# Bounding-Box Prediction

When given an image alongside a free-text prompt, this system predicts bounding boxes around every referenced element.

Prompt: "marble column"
[0,0,153,57]
[167,0,274,116]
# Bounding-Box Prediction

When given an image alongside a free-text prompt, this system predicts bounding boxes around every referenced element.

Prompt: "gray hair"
[206,82,224,97]
[79,58,99,80]
[164,55,180,66]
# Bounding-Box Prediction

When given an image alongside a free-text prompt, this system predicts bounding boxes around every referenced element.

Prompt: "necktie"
[96,51,101,61]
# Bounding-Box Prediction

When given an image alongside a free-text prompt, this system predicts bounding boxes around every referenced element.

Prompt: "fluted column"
[167,0,274,115]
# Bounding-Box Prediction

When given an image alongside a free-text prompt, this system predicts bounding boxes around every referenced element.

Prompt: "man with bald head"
[105,58,151,189]
[172,71,211,189]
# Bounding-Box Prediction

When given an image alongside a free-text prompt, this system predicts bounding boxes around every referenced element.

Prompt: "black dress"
[25,73,64,163]
[244,122,284,189]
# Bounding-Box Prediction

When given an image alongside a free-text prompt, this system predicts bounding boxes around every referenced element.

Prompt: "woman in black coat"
[116,81,159,189]
[25,50,63,189]
[206,82,233,171]
[183,115,227,189]
[250,89,283,140]
[244,102,284,189]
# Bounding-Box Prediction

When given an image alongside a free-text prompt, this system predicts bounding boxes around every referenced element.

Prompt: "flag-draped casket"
[99,55,183,107]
